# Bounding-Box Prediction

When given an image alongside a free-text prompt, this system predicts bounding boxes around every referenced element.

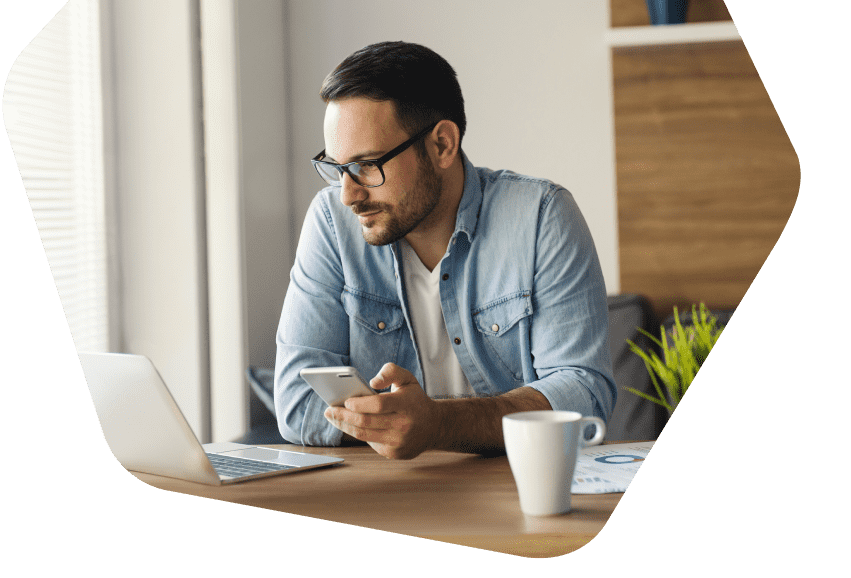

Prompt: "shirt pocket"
[472,291,532,384]
[341,287,405,380]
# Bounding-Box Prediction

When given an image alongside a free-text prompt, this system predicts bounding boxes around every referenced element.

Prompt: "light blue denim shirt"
[275,153,616,446]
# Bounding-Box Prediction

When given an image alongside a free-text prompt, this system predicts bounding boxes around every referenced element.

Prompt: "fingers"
[324,405,409,445]
[325,405,396,430]
[346,391,395,413]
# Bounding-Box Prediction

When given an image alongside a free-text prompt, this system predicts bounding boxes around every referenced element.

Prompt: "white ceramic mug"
[503,410,606,516]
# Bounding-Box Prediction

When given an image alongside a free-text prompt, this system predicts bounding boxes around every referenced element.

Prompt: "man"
[275,41,615,459]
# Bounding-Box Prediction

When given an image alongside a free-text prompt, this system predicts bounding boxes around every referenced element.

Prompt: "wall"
[104,0,290,441]
[232,0,292,428]
[107,0,210,440]
[234,1,291,372]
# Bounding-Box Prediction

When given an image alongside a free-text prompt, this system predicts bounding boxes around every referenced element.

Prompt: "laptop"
[78,352,343,485]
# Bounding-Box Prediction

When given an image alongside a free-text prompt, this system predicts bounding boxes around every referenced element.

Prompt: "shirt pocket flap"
[341,289,405,335]
[472,292,532,337]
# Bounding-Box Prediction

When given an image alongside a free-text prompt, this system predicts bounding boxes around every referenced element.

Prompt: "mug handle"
[580,416,606,447]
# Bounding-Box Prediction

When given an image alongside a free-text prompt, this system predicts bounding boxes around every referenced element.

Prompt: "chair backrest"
[605,293,669,441]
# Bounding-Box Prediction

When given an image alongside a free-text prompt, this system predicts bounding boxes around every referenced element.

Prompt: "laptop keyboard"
[206,453,296,479]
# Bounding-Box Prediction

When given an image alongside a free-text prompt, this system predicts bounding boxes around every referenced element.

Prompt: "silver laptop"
[78,352,343,485]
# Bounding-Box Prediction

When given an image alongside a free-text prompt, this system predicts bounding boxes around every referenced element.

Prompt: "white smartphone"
[299,366,377,407]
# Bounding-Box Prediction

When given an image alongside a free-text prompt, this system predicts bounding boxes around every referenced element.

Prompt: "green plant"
[626,303,724,413]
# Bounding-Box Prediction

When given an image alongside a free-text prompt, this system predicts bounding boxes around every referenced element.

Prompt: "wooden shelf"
[605,21,740,48]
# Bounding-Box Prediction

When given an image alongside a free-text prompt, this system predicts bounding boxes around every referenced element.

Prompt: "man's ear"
[430,120,461,169]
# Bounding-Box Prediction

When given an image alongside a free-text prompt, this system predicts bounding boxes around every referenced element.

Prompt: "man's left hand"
[324,363,441,459]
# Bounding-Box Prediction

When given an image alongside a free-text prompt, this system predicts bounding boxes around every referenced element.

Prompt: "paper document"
[571,441,655,494]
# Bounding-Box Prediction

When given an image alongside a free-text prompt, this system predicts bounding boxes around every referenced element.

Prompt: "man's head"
[319,41,466,151]
[316,42,466,248]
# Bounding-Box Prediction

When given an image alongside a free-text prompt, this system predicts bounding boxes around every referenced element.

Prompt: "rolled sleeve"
[525,187,617,421]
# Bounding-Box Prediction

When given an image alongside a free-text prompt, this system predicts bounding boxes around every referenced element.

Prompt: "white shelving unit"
[605,21,740,48]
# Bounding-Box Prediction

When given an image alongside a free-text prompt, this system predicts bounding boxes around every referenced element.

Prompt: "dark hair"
[320,41,466,148]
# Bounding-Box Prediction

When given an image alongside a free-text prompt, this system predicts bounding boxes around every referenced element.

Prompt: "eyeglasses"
[311,121,438,188]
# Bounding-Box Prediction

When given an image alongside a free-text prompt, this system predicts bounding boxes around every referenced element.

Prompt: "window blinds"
[3,0,108,352]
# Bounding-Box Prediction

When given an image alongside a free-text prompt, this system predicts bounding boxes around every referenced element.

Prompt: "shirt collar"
[452,151,482,243]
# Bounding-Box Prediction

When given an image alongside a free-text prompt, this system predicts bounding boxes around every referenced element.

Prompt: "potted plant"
[626,303,724,414]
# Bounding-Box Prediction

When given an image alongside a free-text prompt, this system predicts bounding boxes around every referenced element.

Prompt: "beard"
[352,152,443,246]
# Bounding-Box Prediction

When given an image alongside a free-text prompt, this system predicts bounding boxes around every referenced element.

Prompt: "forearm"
[432,386,552,454]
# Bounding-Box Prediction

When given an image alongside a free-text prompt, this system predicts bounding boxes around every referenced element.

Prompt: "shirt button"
[378,322,386,330]
[442,274,449,281]
[492,324,499,332]
[454,337,461,345]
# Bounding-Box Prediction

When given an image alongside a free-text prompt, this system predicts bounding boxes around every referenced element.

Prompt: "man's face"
[322,98,442,246]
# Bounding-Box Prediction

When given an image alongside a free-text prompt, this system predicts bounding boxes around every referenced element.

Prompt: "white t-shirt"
[400,240,474,398]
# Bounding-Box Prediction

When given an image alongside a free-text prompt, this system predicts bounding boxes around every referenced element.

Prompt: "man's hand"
[324,362,553,459]
[324,363,441,460]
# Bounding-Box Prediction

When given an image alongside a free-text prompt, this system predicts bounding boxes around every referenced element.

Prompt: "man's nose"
[339,171,368,208]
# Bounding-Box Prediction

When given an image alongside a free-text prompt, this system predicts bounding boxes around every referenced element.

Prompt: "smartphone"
[299,366,377,407]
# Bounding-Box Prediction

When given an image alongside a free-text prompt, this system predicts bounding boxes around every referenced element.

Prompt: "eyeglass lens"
[315,160,382,187]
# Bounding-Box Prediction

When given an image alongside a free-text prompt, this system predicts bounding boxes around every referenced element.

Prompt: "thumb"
[370,362,416,392]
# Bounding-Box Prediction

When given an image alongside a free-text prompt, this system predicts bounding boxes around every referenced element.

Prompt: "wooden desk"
[133,444,623,558]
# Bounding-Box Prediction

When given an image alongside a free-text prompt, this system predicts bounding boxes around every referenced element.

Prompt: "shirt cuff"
[300,391,345,446]
[526,373,601,419]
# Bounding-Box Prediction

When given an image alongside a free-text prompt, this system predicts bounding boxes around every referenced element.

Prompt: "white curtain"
[4,0,109,353]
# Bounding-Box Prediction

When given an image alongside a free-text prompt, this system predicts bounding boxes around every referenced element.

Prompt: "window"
[3,0,109,352]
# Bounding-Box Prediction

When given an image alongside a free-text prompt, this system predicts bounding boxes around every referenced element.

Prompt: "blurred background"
[3,0,797,443]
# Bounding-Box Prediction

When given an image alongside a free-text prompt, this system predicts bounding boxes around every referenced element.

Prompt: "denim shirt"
[274,153,616,446]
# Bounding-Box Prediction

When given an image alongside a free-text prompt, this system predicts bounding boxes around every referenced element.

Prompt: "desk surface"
[133,444,623,558]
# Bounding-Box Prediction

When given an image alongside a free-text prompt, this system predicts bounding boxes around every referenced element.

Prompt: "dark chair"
[604,293,668,441]
[230,366,286,445]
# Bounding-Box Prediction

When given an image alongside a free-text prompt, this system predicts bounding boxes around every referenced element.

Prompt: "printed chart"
[572,441,655,494]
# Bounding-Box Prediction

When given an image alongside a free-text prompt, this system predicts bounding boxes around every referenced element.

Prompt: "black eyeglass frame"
[311,121,439,188]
